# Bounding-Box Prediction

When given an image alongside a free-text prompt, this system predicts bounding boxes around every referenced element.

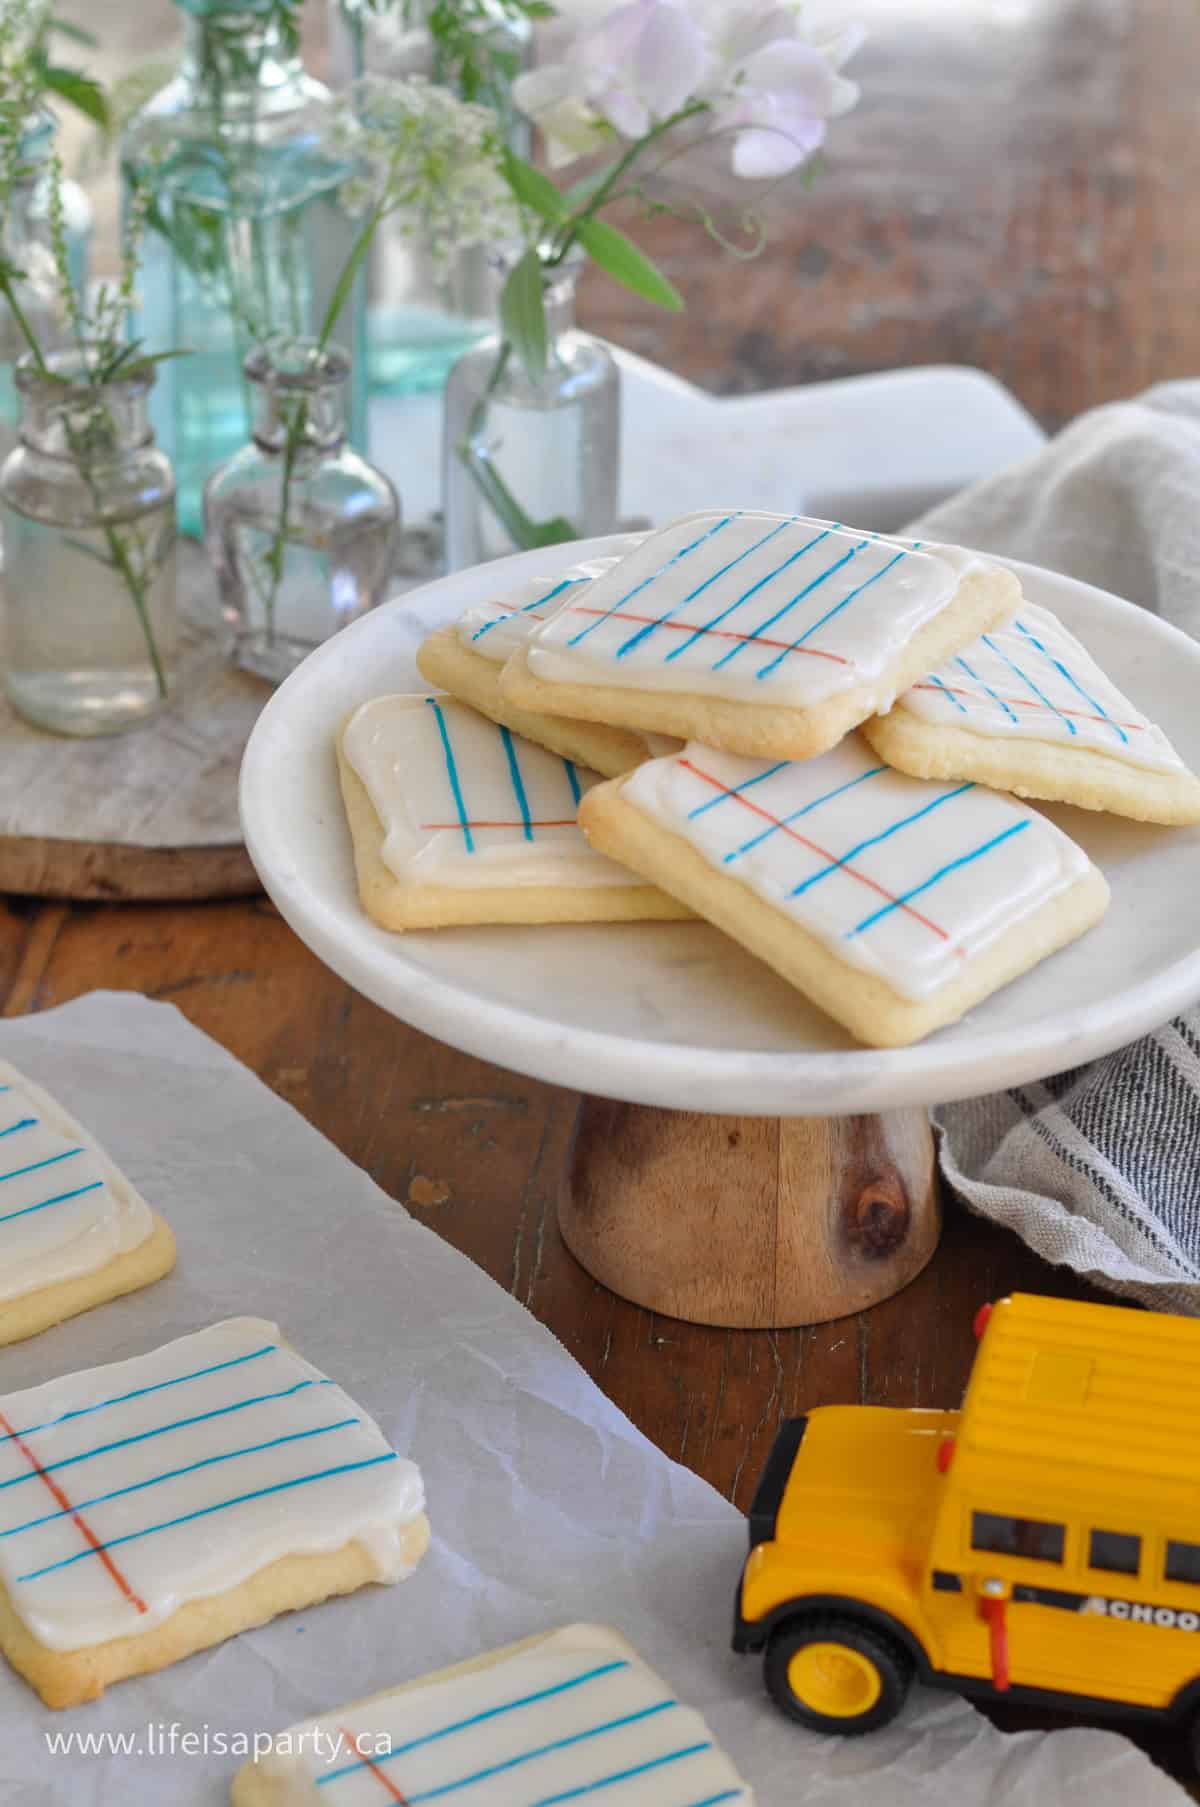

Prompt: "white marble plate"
[240,538,1200,1116]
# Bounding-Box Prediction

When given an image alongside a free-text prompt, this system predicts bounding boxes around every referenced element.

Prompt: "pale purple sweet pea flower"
[716,38,859,179]
[577,0,713,141]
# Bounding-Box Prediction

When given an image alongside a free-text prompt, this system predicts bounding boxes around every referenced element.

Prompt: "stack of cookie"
[335,511,1200,1048]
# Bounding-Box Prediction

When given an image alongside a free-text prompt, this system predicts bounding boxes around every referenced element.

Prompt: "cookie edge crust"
[335,719,690,930]
[415,628,651,779]
[230,1625,677,1807]
[500,565,1019,762]
[863,708,1200,826]
[577,776,1110,1048]
[0,1514,432,1710]
[0,1211,177,1348]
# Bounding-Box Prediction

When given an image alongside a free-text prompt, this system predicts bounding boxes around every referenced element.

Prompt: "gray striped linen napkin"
[909,380,1200,1313]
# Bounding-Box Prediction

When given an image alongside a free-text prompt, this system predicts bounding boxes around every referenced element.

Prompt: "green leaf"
[39,64,110,130]
[561,163,620,212]
[575,218,684,311]
[49,17,99,47]
[500,248,548,382]
[502,152,567,228]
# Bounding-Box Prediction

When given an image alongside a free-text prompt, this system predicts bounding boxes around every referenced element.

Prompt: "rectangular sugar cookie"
[578,735,1109,1047]
[416,558,680,777]
[0,1318,429,1707]
[501,511,1018,761]
[0,1062,175,1348]
[231,1622,753,1806]
[337,694,688,930]
[863,601,1200,824]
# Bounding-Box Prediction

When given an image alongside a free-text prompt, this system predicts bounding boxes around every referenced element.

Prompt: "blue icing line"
[847,820,1029,937]
[0,1343,278,1447]
[1012,616,1128,742]
[789,784,975,900]
[955,653,1019,724]
[470,577,585,642]
[616,518,791,659]
[317,1661,632,1788]
[0,1179,103,1228]
[725,765,887,865]
[16,1453,399,1583]
[500,727,534,842]
[426,697,475,852]
[981,634,1076,736]
[664,528,834,666]
[711,539,867,674]
[564,761,583,807]
[566,515,737,648]
[0,1147,84,1188]
[754,546,906,680]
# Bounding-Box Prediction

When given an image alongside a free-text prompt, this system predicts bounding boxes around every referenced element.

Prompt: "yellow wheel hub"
[787,1641,883,1718]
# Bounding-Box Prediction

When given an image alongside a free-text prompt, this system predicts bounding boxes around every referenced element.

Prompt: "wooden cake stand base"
[559,1099,941,1328]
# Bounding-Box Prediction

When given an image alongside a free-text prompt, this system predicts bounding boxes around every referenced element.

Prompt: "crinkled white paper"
[0,994,1184,1805]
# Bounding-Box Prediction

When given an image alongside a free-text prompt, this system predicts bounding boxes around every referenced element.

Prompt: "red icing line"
[0,1409,148,1615]
[339,1726,410,1803]
[566,605,850,664]
[914,681,1145,734]
[678,758,957,946]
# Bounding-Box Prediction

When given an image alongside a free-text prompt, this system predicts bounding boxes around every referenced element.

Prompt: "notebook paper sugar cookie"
[231,1623,753,1806]
[416,557,680,777]
[578,736,1109,1047]
[0,1064,175,1348]
[337,694,687,930]
[863,602,1200,823]
[0,1318,429,1707]
[501,512,1018,761]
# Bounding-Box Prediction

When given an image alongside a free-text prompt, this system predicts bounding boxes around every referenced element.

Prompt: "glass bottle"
[0,350,177,736]
[204,337,399,683]
[0,110,92,466]
[329,0,531,398]
[442,254,620,570]
[121,0,367,538]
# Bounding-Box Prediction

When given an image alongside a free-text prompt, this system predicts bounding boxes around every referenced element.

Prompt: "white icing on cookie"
[343,695,639,890]
[522,512,986,708]
[244,1624,753,1805]
[0,1065,154,1306]
[621,737,1092,1002]
[456,557,621,666]
[0,1318,425,1650]
[890,602,1188,773]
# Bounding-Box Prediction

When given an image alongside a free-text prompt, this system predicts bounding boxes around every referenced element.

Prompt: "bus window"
[1165,1541,1200,1585]
[1088,1530,1140,1575]
[971,1512,1065,1563]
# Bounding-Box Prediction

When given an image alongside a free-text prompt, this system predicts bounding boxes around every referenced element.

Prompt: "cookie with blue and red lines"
[337,694,688,930]
[499,511,1018,763]
[578,733,1108,1048]
[863,601,1200,824]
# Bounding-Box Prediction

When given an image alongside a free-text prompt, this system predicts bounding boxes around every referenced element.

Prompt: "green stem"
[0,273,51,375]
[457,339,577,551]
[545,100,708,267]
[64,416,169,701]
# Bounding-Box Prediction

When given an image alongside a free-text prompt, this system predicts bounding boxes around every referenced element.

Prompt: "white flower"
[517,0,862,179]
[515,0,714,166]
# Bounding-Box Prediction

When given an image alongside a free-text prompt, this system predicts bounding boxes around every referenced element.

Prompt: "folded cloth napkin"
[908,380,1200,1313]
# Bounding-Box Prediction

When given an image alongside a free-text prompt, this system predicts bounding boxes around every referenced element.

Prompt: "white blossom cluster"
[333,75,521,266]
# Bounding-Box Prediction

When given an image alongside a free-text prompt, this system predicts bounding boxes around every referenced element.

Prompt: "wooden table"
[13,0,1199,1784]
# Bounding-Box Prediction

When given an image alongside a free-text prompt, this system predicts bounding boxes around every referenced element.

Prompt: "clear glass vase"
[0,350,177,736]
[329,0,530,400]
[442,256,620,570]
[0,111,91,467]
[204,337,399,683]
[121,0,368,538]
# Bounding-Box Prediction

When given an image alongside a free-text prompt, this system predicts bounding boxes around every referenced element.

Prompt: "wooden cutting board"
[0,541,268,901]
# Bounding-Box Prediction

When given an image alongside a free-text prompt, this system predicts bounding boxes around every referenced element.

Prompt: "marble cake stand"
[240,541,1200,1328]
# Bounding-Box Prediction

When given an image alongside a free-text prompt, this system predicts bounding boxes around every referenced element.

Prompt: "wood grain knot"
[845,1177,911,1258]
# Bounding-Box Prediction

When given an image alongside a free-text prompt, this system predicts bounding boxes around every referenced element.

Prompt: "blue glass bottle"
[121,0,367,536]
[0,110,91,465]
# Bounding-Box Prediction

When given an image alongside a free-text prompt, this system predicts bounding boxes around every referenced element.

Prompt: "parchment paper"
[0,993,1184,1805]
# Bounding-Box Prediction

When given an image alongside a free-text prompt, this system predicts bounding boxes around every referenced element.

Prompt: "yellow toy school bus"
[734,1292,1200,1764]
